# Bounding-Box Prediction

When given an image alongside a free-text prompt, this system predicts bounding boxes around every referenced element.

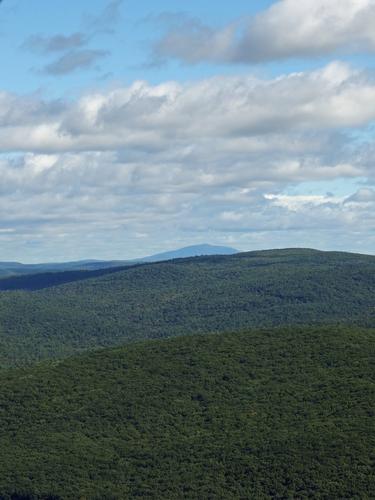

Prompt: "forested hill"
[0,248,374,367]
[0,265,131,291]
[0,325,374,498]
[0,247,373,292]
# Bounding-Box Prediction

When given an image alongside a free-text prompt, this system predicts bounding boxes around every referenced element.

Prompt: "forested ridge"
[0,325,374,499]
[0,248,374,367]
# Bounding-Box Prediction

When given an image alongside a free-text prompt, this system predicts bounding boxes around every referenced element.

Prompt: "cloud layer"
[0,61,374,259]
[2,62,375,153]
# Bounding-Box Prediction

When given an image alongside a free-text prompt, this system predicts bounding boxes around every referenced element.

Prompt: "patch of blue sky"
[0,0,287,97]
[285,178,370,198]
[347,122,375,146]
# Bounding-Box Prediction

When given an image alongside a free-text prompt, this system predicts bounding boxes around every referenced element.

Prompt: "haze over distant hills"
[141,243,238,261]
[0,244,238,278]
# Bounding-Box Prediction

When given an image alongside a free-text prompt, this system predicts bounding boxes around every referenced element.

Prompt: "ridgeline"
[0,248,374,367]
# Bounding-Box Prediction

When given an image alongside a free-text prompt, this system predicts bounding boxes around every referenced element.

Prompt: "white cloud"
[1,62,375,155]
[0,63,374,259]
[153,0,375,64]
[264,193,345,210]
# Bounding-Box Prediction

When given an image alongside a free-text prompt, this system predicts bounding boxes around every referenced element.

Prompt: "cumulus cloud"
[153,0,375,64]
[0,150,373,261]
[0,62,374,259]
[1,62,375,158]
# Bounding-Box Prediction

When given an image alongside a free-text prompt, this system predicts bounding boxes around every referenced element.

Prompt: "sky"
[1,0,375,262]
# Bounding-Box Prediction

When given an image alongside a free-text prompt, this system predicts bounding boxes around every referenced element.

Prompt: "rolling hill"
[0,248,374,367]
[0,325,374,498]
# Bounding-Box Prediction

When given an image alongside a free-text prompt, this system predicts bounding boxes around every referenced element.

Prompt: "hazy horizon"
[1,244,374,266]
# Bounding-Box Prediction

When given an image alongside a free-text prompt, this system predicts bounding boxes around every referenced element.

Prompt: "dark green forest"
[0,249,374,498]
[0,325,374,499]
[0,248,374,367]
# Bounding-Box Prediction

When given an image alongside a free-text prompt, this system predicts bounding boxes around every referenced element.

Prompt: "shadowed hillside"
[0,265,131,291]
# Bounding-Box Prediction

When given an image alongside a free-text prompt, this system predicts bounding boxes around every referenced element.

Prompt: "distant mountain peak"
[142,244,239,262]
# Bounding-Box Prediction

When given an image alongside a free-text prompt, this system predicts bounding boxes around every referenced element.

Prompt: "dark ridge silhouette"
[0,253,235,291]
[0,265,134,291]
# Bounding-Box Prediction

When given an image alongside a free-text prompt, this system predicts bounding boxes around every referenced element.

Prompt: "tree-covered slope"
[0,248,374,367]
[0,265,130,292]
[0,325,374,499]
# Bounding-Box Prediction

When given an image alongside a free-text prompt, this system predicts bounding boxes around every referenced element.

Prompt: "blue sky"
[1,0,372,95]
[1,0,276,95]
[0,0,375,261]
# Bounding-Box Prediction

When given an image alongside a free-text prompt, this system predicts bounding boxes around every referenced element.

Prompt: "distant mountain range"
[0,244,238,278]
[141,243,238,262]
